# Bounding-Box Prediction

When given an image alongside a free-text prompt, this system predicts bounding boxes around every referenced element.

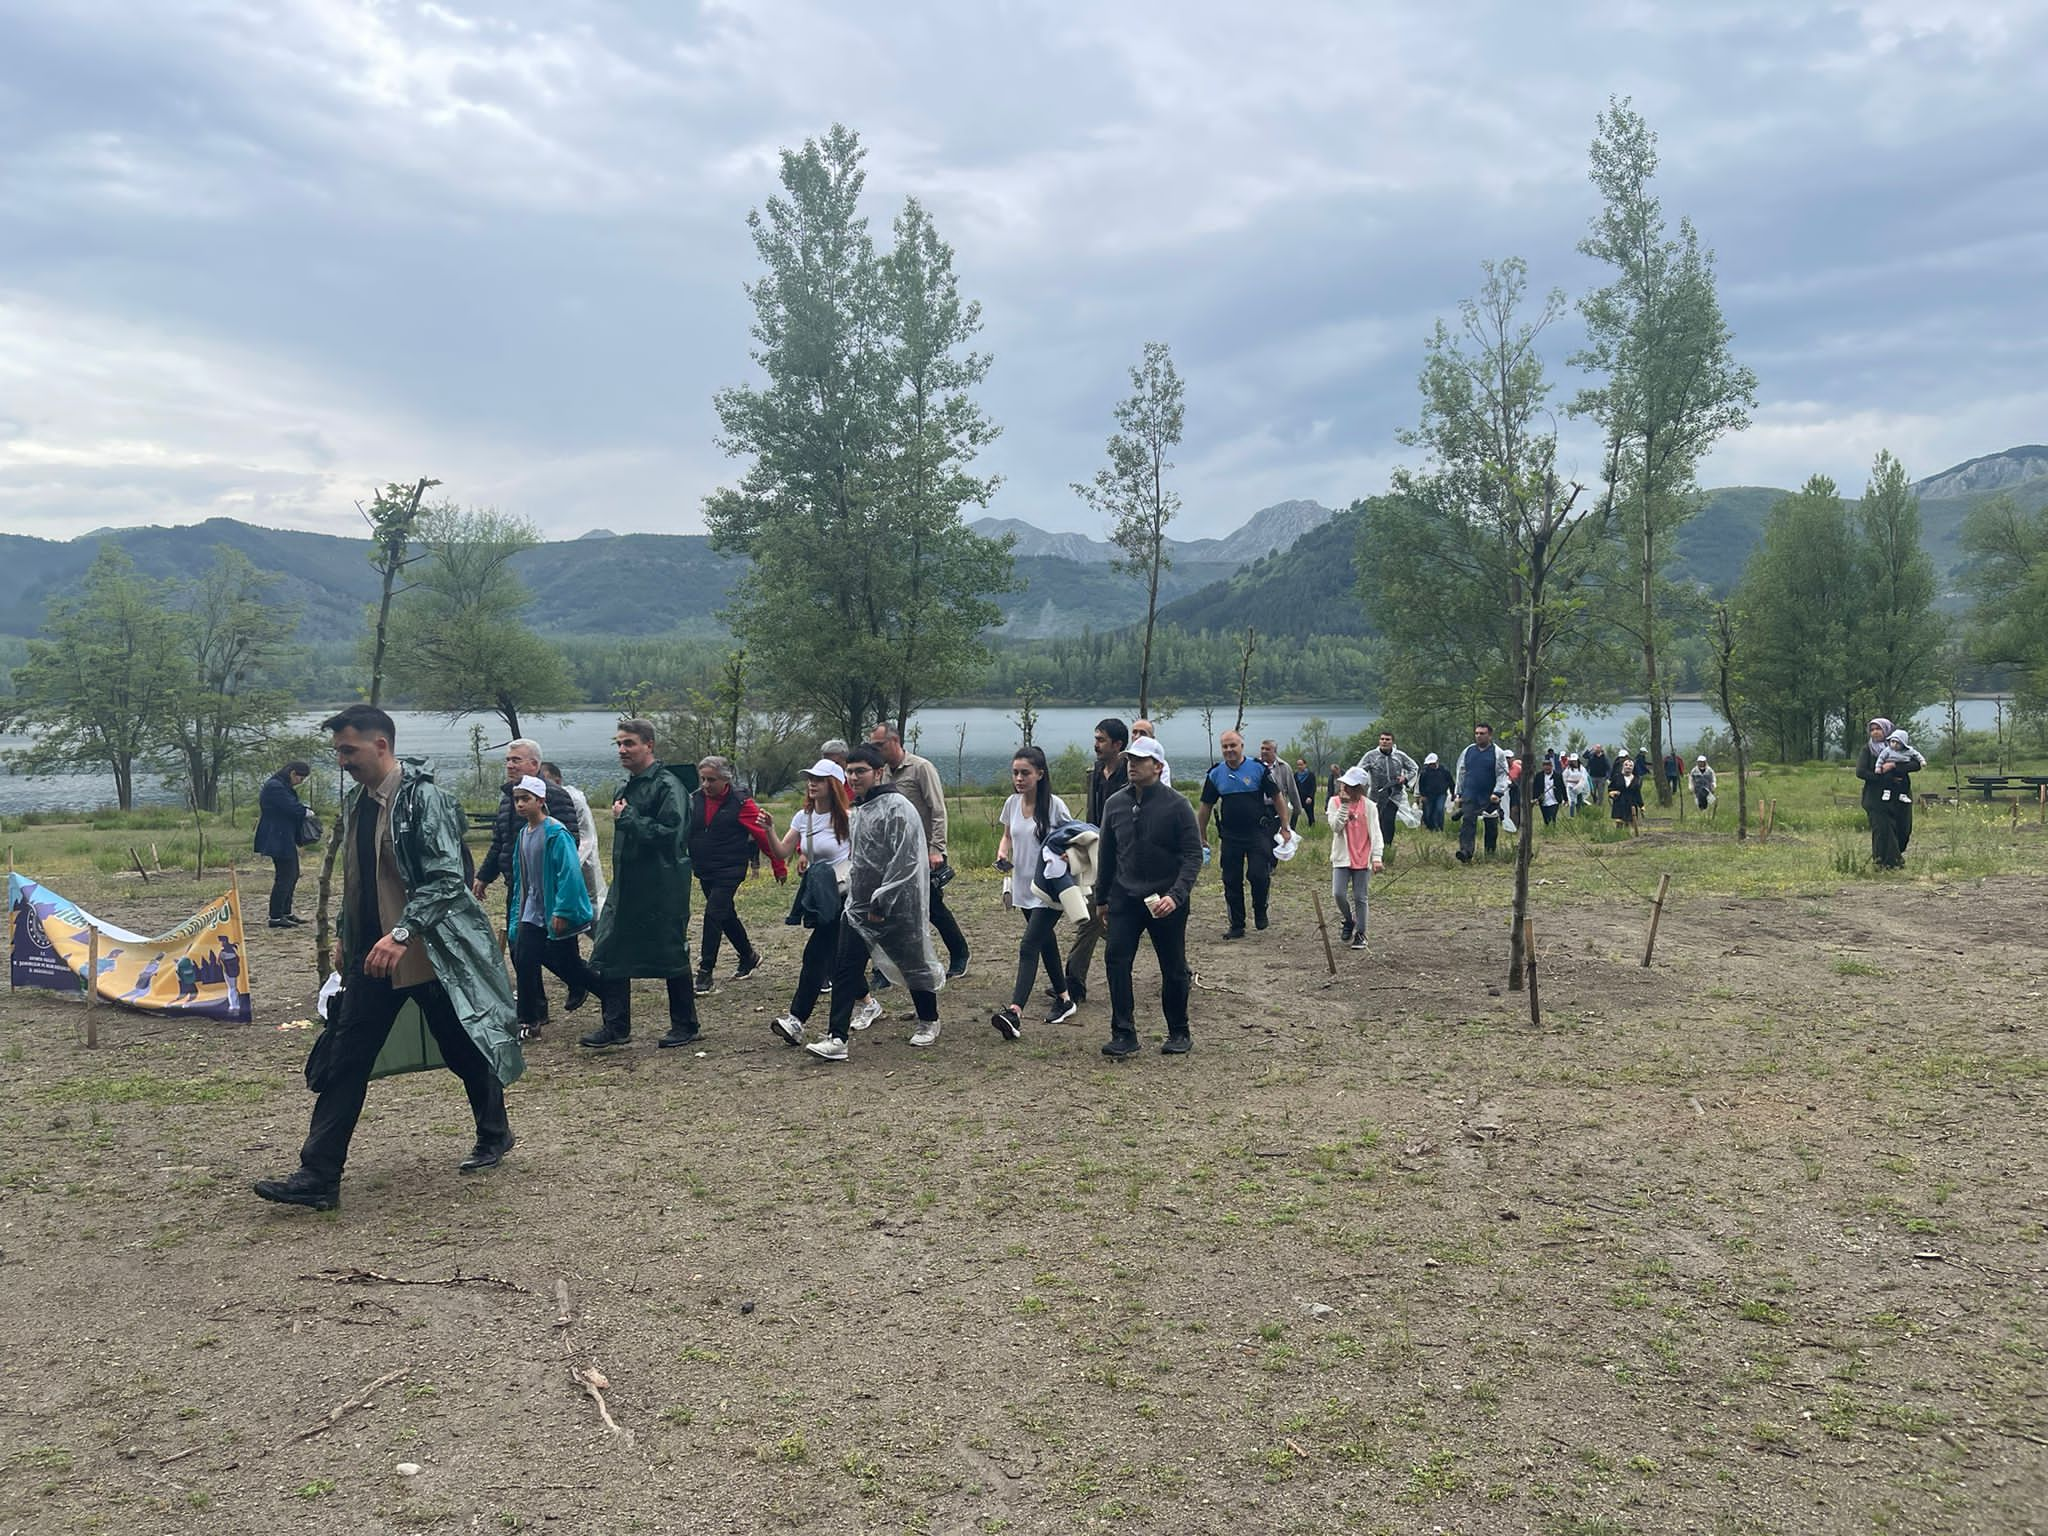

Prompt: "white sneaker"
[804,1035,848,1062]
[908,1019,942,1047]
[852,996,882,1032]
[770,1014,806,1047]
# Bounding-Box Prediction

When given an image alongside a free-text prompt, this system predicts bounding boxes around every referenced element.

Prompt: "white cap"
[1339,766,1370,787]
[1422,752,1439,765]
[512,774,549,800]
[1696,755,1708,763]
[1123,737,1167,764]
[803,759,847,783]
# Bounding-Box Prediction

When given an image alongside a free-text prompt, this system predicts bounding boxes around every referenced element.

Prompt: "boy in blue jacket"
[505,775,600,1039]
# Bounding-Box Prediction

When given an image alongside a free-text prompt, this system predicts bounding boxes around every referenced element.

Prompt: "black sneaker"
[1254,913,1269,931]
[253,1172,338,1210]
[1222,927,1246,941]
[1161,1031,1192,1056]
[945,953,970,980]
[268,918,293,929]
[990,1007,1023,1041]
[693,972,715,996]
[459,1133,516,1172]
[734,952,764,982]
[565,985,588,1013]
[657,1022,701,1049]
[1102,1027,1141,1059]
[282,914,307,926]
[1045,997,1078,1026]
[579,1024,630,1049]
[1339,920,1355,943]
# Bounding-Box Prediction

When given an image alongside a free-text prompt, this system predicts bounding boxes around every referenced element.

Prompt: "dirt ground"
[2,858,2044,1536]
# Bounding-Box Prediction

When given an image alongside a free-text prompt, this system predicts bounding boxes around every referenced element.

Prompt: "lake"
[0,698,2015,814]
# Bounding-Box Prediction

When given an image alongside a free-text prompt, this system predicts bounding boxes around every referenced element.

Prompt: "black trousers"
[299,970,508,1185]
[829,921,936,1040]
[1012,907,1067,1009]
[596,972,698,1036]
[1218,838,1271,930]
[928,875,968,964]
[268,847,299,920]
[1868,799,1914,868]
[1457,807,1499,859]
[1539,800,1559,826]
[512,922,598,1024]
[1104,891,1190,1036]
[1375,794,1399,854]
[698,876,753,972]
[788,918,840,1023]
[1695,786,1712,810]
[1063,907,1106,1000]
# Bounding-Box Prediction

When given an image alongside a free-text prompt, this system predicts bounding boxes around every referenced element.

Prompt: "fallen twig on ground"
[291,1367,410,1443]
[572,1365,634,1445]
[300,1266,529,1293]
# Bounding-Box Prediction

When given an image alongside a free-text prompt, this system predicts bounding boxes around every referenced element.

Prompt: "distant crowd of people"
[252,703,1881,1211]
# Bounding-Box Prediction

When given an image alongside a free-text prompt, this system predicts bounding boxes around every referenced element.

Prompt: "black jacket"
[253,770,305,859]
[477,778,582,889]
[689,788,758,884]
[1094,782,1203,911]
[1086,757,1130,826]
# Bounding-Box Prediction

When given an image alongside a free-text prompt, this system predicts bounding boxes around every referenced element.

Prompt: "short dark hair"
[1474,721,1493,733]
[848,743,886,771]
[281,759,312,778]
[616,717,656,745]
[321,704,397,744]
[539,761,562,780]
[1095,717,1129,749]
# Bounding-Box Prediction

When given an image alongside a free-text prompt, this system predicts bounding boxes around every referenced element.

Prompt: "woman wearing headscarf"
[1855,718,1926,869]
[1608,754,1643,832]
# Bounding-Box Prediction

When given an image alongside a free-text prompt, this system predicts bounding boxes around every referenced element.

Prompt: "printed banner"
[8,872,252,1023]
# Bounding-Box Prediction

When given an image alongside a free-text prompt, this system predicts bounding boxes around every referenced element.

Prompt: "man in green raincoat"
[581,717,701,1049]
[254,704,522,1211]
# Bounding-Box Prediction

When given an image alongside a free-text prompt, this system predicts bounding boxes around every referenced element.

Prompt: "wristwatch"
[389,925,412,946]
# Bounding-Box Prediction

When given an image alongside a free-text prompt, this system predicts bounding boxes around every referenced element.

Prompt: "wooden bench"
[1964,774,2048,801]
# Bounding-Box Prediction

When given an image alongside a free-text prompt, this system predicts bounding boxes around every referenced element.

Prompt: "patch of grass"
[34,1074,275,1107]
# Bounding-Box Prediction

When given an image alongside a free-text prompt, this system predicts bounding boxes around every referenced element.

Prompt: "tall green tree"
[1958,490,2048,710]
[1848,450,1940,729]
[2,545,190,809]
[1572,97,1757,801]
[1074,341,1185,719]
[1369,257,1610,987]
[1732,477,1856,761]
[706,125,1013,742]
[384,506,572,738]
[877,195,1013,734]
[160,547,298,813]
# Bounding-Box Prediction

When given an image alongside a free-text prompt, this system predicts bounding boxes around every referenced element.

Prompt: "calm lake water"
[0,699,2014,814]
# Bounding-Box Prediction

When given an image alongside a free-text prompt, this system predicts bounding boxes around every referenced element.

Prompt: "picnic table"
[1964,774,2048,801]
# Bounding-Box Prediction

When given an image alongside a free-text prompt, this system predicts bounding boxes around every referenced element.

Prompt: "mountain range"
[1,448,2041,648]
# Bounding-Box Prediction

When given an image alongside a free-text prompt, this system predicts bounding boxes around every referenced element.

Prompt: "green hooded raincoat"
[588,762,697,979]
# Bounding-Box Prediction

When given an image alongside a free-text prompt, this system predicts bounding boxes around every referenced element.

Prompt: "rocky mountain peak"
[1912,445,2048,500]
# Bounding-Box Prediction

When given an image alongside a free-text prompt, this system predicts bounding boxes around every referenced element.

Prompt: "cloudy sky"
[2,0,2044,543]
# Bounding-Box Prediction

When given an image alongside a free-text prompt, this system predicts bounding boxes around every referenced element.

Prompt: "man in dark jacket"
[1095,737,1203,1058]
[1197,731,1292,938]
[581,718,700,1050]
[254,704,520,1211]
[1453,723,1510,862]
[473,738,583,901]
[1417,753,1454,831]
[1061,717,1129,1006]
[253,760,312,927]
[1293,758,1318,827]
[689,754,786,994]
[1584,744,1611,787]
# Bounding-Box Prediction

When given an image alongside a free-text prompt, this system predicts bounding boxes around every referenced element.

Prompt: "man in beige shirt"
[868,723,969,978]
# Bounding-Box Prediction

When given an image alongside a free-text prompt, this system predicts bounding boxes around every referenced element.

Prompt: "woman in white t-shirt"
[770,761,878,1048]
[991,746,1076,1040]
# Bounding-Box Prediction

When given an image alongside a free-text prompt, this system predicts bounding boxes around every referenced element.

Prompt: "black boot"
[657,1021,701,1049]
[252,1170,339,1210]
[579,1022,629,1048]
[1102,1025,1141,1059]
[1161,1030,1192,1055]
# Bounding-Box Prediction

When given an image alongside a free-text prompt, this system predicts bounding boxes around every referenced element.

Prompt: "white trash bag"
[1272,829,1299,862]
[1395,794,1422,829]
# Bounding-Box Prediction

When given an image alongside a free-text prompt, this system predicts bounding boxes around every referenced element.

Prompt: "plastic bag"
[1272,830,1298,863]
[1395,794,1421,829]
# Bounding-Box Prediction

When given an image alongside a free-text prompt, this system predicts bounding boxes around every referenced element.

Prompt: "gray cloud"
[0,0,2043,541]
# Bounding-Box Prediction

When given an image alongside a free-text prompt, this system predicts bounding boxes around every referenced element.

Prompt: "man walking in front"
[254,704,519,1211]
[689,754,786,995]
[1061,717,1129,1007]
[1453,722,1511,863]
[1198,730,1291,938]
[581,718,701,1050]
[867,723,969,978]
[1097,737,1203,1058]
[1355,730,1418,861]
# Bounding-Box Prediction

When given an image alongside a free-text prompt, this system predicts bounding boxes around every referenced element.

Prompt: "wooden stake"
[150,841,162,872]
[1308,879,1337,977]
[195,829,205,883]
[2038,784,2045,825]
[85,925,100,1048]
[1759,800,1776,843]
[128,847,152,884]
[1640,873,1672,968]
[1523,917,1540,1028]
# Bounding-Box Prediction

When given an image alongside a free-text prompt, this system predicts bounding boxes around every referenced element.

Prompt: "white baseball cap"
[803,759,847,783]
[1123,737,1167,764]
[512,774,549,800]
[1339,766,1370,787]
